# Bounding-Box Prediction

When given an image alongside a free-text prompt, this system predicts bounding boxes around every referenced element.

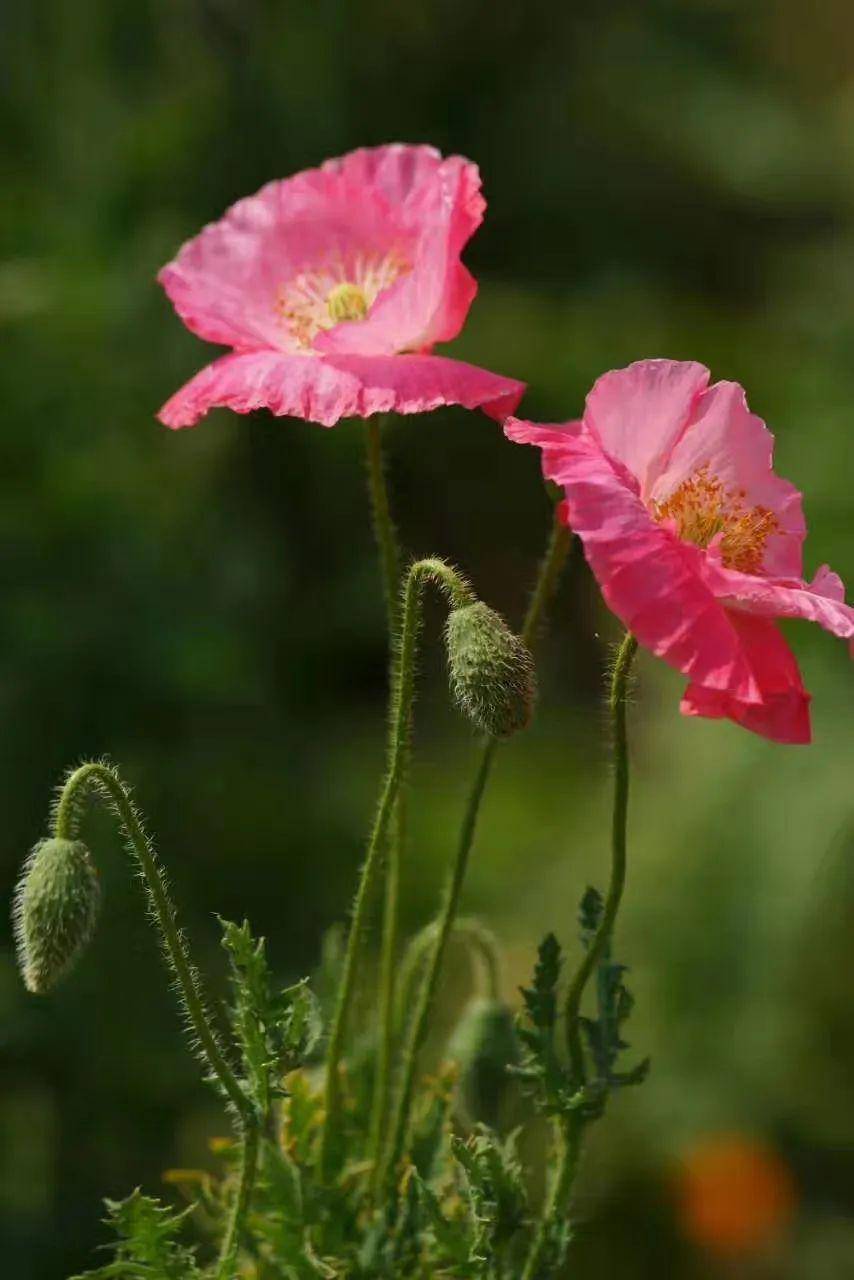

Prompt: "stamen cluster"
[275,249,410,347]
[653,465,778,574]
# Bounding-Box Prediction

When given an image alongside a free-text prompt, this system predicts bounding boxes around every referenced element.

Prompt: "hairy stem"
[520,511,573,650]
[520,1116,583,1280]
[368,793,402,1165]
[382,510,573,1182]
[216,1123,259,1279]
[364,416,408,1171]
[522,629,637,1279]
[364,416,402,634]
[382,737,497,1181]
[396,916,503,1028]
[53,761,251,1125]
[564,631,637,1080]
[320,558,473,1182]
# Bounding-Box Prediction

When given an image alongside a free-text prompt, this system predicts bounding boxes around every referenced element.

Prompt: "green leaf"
[512,934,569,1115]
[450,1128,529,1274]
[577,901,650,1104]
[70,1190,199,1280]
[220,917,324,1115]
[578,886,603,944]
[520,932,561,1034]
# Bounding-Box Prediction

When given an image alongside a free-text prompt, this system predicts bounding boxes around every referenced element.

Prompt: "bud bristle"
[445,603,536,739]
[13,838,100,994]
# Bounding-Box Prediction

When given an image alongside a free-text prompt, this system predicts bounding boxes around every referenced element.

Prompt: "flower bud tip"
[445,602,536,738]
[13,837,100,994]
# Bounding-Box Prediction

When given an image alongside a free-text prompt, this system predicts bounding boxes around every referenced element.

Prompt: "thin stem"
[455,916,502,1001]
[521,629,637,1279]
[217,1123,259,1279]
[380,507,572,1183]
[53,761,251,1125]
[564,631,637,1080]
[395,917,503,1030]
[521,512,573,650]
[320,558,473,1182]
[364,415,406,1170]
[367,790,402,1165]
[520,1116,583,1280]
[382,737,497,1182]
[364,415,402,633]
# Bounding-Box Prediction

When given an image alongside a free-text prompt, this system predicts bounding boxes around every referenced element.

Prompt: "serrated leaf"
[70,1189,199,1280]
[514,934,572,1116]
[450,1128,529,1273]
[578,886,603,943]
[220,917,323,1116]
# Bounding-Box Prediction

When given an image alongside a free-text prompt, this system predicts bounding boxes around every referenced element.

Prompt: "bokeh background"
[2,2,853,1276]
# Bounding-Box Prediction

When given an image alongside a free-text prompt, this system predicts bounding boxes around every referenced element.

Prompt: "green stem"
[53,761,251,1126]
[382,737,498,1181]
[395,917,503,1029]
[564,631,637,1081]
[217,1123,259,1279]
[520,512,573,650]
[320,558,473,1182]
[364,415,401,634]
[381,509,572,1183]
[521,629,637,1279]
[367,789,403,1165]
[364,415,406,1171]
[520,1116,583,1280]
[454,916,502,1001]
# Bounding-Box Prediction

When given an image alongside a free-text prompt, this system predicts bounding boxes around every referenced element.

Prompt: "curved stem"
[564,631,637,1080]
[521,629,637,1279]
[320,558,473,1182]
[216,1123,259,1279]
[454,916,502,1002]
[395,916,503,1032]
[53,761,251,1125]
[380,508,572,1183]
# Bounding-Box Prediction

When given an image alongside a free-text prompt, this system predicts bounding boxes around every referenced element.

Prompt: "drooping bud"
[445,603,536,738]
[447,997,519,1128]
[13,838,100,994]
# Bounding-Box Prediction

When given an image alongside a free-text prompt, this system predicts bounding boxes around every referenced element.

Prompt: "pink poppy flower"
[506,360,853,744]
[157,144,524,429]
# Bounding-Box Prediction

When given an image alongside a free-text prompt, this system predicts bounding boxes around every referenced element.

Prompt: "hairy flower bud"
[448,997,519,1127]
[13,838,100,994]
[445,602,536,738]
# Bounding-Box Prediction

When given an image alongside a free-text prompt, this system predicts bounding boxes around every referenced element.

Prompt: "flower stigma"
[276,249,410,348]
[326,282,368,324]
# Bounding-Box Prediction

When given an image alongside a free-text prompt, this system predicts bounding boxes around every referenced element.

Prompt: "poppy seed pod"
[445,602,536,738]
[448,997,519,1127]
[13,838,100,994]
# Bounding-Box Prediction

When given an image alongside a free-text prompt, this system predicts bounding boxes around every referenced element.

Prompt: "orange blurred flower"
[675,1133,797,1256]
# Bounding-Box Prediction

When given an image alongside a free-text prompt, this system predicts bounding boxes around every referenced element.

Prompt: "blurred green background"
[2,1,853,1276]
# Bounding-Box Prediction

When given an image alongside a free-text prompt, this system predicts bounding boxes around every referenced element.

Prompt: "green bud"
[13,838,100,994]
[445,602,536,738]
[447,997,519,1128]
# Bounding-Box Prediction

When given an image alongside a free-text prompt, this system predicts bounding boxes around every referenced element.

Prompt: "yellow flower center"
[276,250,409,349]
[652,466,778,574]
[326,282,369,324]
